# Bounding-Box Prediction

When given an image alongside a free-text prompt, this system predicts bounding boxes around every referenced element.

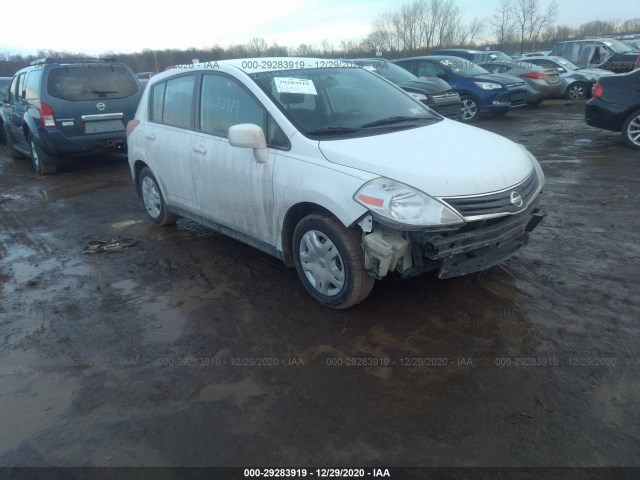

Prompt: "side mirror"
[557,67,565,73]
[228,123,268,163]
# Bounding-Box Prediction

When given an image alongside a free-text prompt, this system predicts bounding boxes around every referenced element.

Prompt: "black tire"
[28,134,57,174]
[459,95,480,122]
[3,123,26,159]
[292,213,375,309]
[138,167,178,225]
[622,109,640,151]
[565,82,587,100]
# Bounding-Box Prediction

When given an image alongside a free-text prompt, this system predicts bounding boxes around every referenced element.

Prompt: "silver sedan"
[517,55,615,99]
[479,60,562,106]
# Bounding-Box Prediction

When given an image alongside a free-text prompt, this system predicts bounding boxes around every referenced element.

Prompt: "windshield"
[475,51,512,63]
[437,58,490,76]
[352,60,418,83]
[601,38,636,53]
[250,67,440,139]
[555,58,580,70]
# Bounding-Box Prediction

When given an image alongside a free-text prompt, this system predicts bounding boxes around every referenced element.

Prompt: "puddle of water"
[140,296,187,344]
[111,219,143,231]
[0,350,79,452]
[110,278,139,297]
[198,378,267,405]
[11,258,62,284]
[39,180,114,200]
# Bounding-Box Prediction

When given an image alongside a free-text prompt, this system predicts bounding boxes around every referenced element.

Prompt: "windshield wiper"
[306,126,361,135]
[360,116,434,128]
[92,90,118,94]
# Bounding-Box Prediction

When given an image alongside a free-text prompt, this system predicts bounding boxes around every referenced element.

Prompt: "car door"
[144,74,199,213]
[8,72,27,144]
[189,72,276,245]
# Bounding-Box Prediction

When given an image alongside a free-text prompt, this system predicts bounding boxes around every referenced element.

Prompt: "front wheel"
[459,95,480,122]
[622,109,640,150]
[28,134,57,174]
[139,167,178,225]
[292,213,374,309]
[565,82,587,100]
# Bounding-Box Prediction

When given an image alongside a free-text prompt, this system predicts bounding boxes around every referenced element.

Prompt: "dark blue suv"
[1,58,141,174]
[393,56,529,122]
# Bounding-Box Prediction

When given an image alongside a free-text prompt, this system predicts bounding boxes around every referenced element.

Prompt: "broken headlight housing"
[354,177,464,228]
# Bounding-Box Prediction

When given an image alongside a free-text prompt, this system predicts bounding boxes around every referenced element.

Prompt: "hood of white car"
[318,120,535,197]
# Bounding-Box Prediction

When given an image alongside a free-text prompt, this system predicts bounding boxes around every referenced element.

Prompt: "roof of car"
[167,57,361,76]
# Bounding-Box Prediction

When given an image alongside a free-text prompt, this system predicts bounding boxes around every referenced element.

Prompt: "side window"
[8,76,19,103]
[199,74,265,138]
[267,115,289,150]
[162,75,196,128]
[17,73,27,101]
[150,82,166,123]
[24,70,43,101]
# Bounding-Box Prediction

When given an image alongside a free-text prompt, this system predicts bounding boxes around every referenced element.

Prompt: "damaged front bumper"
[360,201,544,280]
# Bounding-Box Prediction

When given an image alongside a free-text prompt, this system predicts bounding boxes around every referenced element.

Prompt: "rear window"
[47,65,138,101]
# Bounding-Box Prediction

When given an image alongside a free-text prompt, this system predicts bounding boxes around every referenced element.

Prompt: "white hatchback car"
[127,58,545,309]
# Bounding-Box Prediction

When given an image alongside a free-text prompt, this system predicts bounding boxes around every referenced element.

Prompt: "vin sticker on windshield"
[274,77,318,95]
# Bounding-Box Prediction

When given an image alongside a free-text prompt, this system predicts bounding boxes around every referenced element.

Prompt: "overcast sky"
[1,0,638,55]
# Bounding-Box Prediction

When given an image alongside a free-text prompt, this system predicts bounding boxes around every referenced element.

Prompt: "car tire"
[622,109,640,150]
[292,213,374,309]
[460,95,480,122]
[3,124,26,159]
[565,82,587,100]
[28,134,57,174]
[139,167,178,225]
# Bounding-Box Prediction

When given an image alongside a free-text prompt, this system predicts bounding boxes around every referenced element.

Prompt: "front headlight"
[407,92,428,101]
[354,177,464,228]
[474,82,502,90]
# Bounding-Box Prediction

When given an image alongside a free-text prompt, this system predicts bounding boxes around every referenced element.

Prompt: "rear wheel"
[460,95,480,122]
[3,124,26,159]
[139,167,178,225]
[292,213,374,309]
[622,109,640,150]
[28,134,57,174]
[565,82,587,100]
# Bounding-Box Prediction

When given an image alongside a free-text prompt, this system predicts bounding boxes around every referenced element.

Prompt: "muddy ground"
[0,100,639,469]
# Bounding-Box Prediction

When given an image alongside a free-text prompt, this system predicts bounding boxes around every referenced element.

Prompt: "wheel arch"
[281,202,357,268]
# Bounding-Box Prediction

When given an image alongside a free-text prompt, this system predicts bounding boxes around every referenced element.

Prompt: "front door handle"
[192,145,207,154]
[145,133,156,140]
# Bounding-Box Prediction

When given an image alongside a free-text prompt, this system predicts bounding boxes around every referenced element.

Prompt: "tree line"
[1,0,639,76]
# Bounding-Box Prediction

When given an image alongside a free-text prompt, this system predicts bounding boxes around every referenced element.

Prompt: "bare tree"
[512,0,535,54]
[247,37,268,57]
[490,0,514,49]
[530,0,559,50]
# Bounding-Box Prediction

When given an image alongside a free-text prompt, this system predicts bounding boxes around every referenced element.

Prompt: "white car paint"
[127,57,545,306]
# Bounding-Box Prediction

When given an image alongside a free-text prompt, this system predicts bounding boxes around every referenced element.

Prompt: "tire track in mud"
[0,201,53,258]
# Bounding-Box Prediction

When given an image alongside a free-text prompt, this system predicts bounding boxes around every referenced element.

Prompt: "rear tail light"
[521,72,545,79]
[126,119,139,137]
[593,83,603,99]
[40,103,55,128]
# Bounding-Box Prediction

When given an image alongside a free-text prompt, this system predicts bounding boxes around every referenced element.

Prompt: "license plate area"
[84,119,125,134]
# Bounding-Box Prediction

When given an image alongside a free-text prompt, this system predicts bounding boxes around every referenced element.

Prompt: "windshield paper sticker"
[274,77,318,95]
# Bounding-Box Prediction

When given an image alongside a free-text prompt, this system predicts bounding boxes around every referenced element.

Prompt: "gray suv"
[0,58,141,174]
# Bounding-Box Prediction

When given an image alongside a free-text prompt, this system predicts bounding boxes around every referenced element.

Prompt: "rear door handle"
[145,133,156,140]
[192,145,207,154]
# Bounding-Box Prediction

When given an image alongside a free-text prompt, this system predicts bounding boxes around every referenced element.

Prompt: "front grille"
[442,171,540,219]
[510,92,528,102]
